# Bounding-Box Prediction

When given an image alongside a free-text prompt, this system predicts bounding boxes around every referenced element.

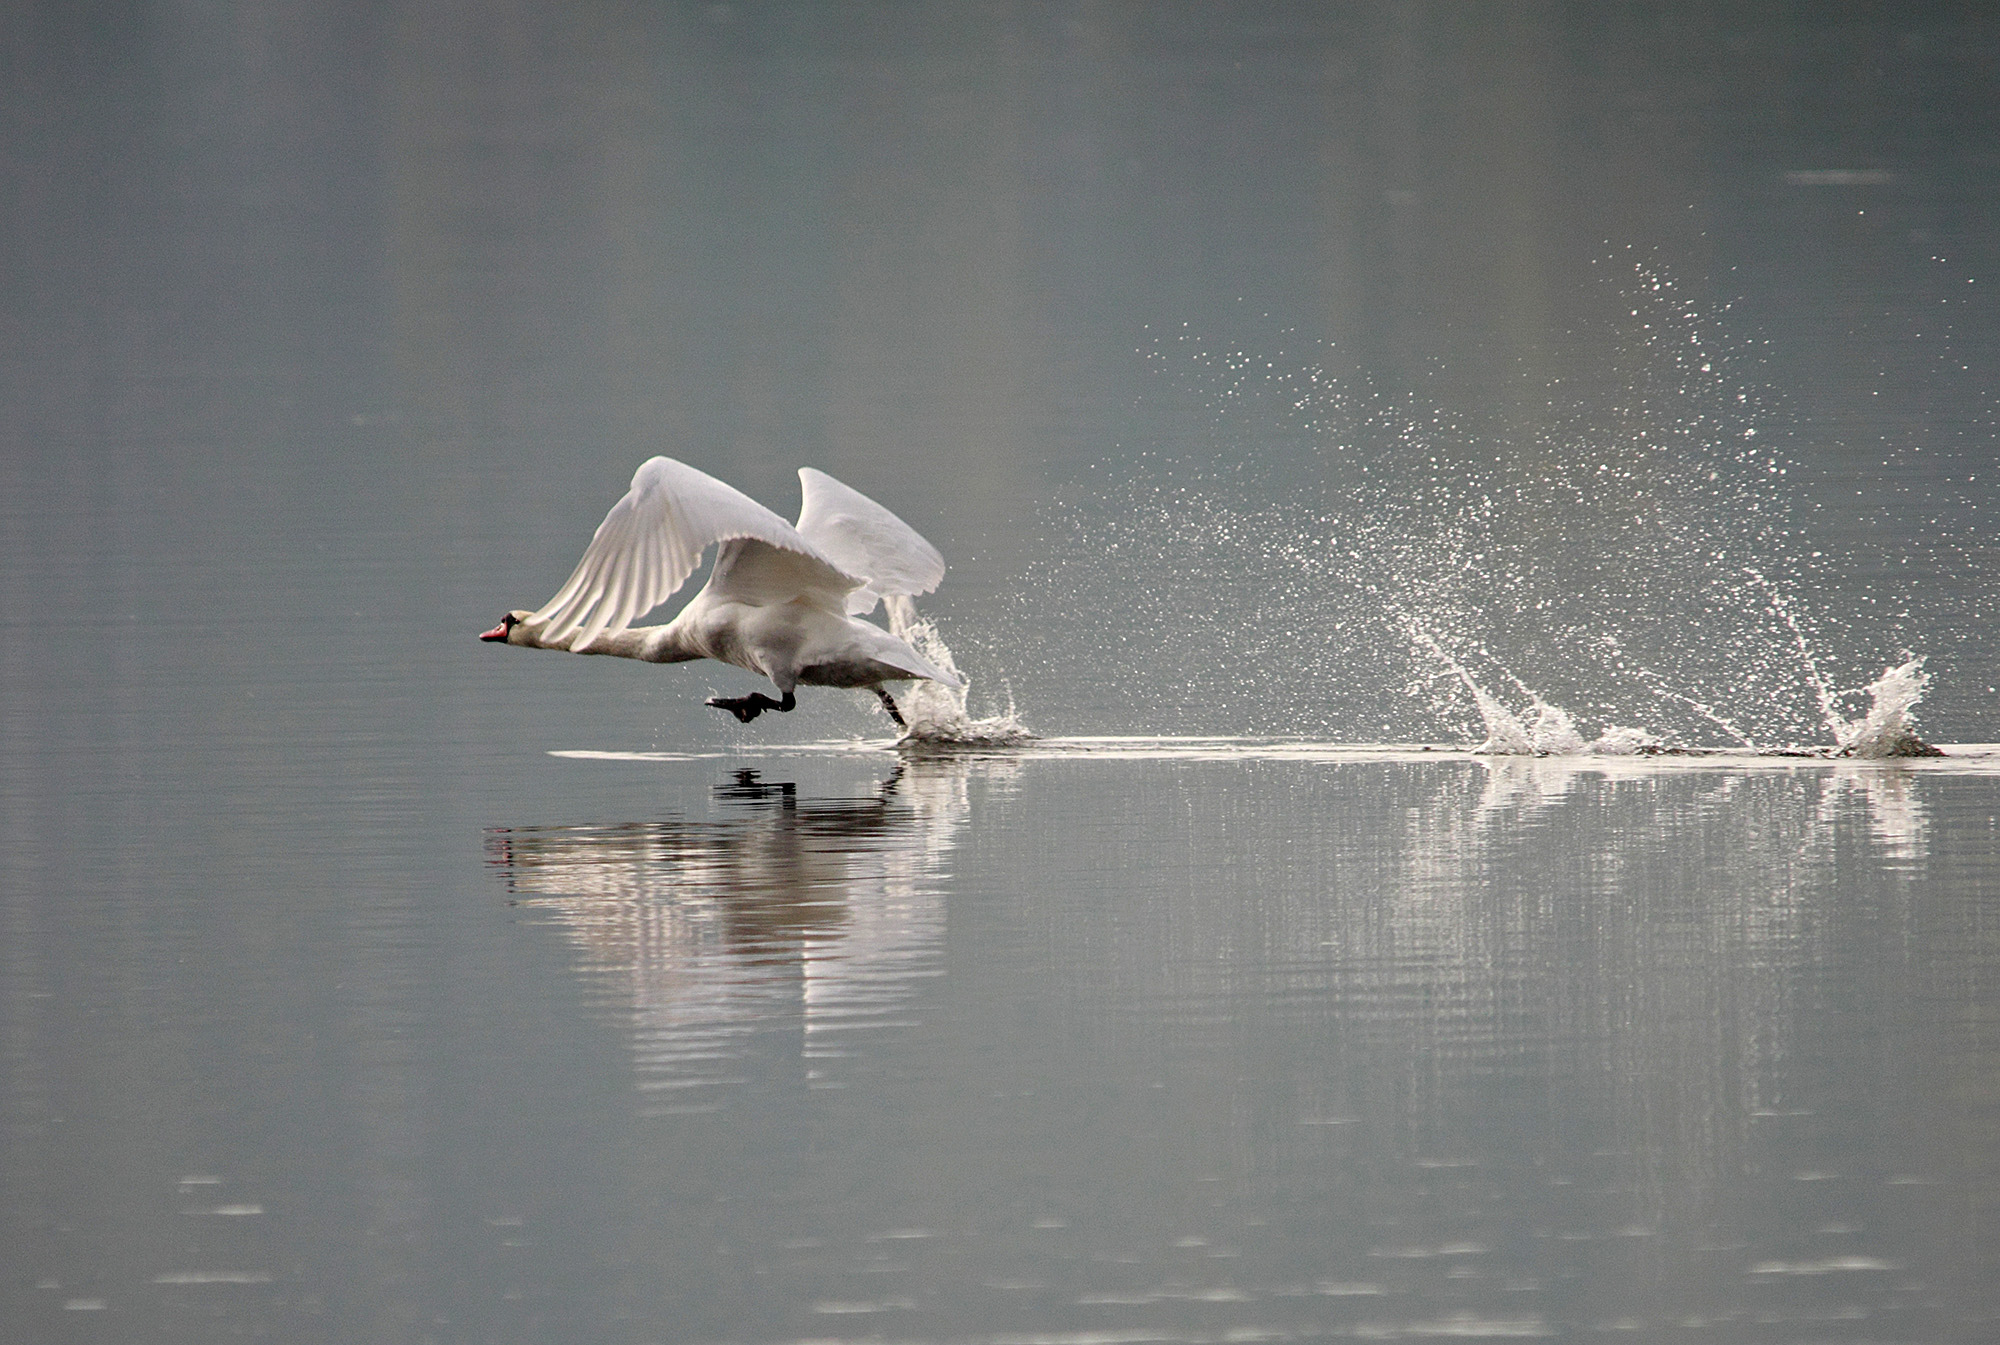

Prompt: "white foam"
[1415,616,1943,758]
[1831,656,1940,757]
[885,600,1037,748]
[1590,726,1666,755]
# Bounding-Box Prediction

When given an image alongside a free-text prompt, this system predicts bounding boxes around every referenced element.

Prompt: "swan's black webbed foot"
[706,691,796,724]
[873,687,908,729]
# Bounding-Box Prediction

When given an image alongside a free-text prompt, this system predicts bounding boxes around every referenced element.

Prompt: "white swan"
[481,457,962,727]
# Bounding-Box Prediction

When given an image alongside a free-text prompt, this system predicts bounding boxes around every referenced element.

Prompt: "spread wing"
[531,457,862,651]
[794,468,947,616]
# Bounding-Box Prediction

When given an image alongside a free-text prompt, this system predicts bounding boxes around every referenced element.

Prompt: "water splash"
[1736,569,1941,755]
[1413,624,1664,755]
[1742,567,1847,743]
[884,597,1036,748]
[1412,612,1937,757]
[1010,254,1974,750]
[1413,633,1939,758]
[1409,625,1542,754]
[1831,657,1942,758]
[1586,636,1758,750]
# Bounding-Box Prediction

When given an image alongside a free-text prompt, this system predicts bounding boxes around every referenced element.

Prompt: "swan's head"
[480,610,532,644]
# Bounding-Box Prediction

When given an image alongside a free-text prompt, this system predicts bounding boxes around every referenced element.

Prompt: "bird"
[480,457,962,729]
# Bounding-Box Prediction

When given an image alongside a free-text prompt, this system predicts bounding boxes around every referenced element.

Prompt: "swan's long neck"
[513,617,698,663]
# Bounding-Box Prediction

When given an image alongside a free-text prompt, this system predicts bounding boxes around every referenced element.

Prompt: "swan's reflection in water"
[487,760,989,1112]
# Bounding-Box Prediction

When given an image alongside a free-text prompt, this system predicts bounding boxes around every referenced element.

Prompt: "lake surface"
[8,740,2000,1342]
[6,4,2000,1342]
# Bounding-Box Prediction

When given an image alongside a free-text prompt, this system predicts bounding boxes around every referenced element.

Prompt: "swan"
[480,457,962,727]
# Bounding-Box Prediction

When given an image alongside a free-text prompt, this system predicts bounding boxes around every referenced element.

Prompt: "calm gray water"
[6,4,2000,1342]
[9,743,2000,1342]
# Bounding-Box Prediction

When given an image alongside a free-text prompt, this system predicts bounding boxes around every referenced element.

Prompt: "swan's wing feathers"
[795,468,946,615]
[704,536,869,611]
[532,457,860,650]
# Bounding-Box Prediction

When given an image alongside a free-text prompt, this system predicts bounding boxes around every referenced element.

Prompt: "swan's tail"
[876,638,964,691]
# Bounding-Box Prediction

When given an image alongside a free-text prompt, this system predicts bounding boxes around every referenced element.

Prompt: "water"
[20,745,2000,1341]
[480,748,2000,1344]
[7,4,2000,1343]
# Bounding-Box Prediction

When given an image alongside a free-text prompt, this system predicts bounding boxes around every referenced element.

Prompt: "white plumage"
[482,457,961,726]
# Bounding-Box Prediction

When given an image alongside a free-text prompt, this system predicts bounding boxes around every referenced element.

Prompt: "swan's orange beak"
[479,619,512,642]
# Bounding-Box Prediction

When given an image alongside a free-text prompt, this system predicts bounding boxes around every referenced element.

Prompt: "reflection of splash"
[1821,764,1930,862]
[1426,758,1931,1150]
[1465,754,1931,851]
[1341,757,1937,1288]
[486,761,988,1113]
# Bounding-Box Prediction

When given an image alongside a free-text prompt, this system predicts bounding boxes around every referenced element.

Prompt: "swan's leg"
[873,687,907,729]
[706,690,797,723]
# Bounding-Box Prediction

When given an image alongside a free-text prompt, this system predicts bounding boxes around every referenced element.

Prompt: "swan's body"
[482,458,961,725]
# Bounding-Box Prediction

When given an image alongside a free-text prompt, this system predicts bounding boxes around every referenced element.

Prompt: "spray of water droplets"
[883,596,1036,748]
[1005,258,1964,753]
